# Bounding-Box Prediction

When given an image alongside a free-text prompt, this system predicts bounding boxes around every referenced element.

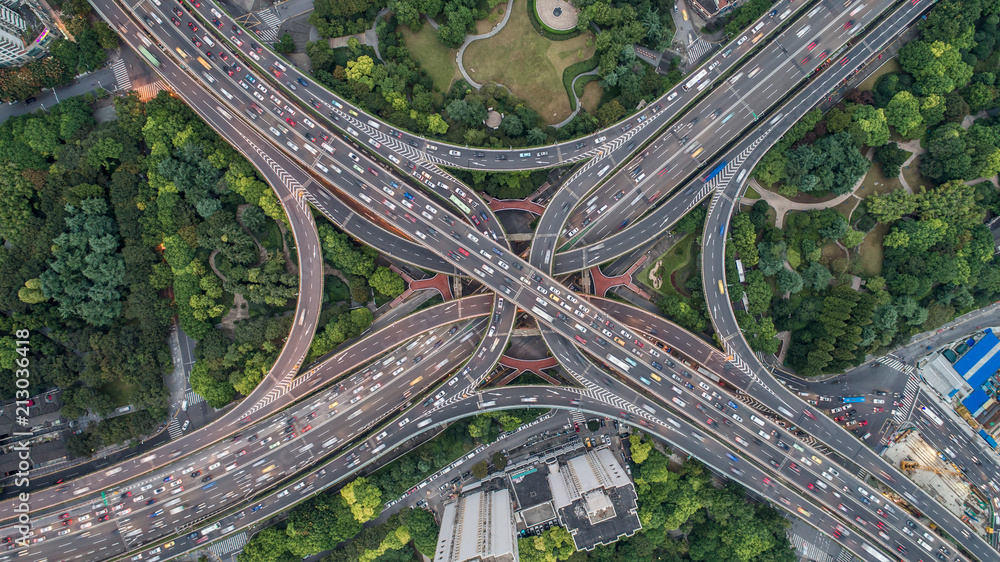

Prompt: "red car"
[302,425,312,432]
[219,52,228,60]
[457,247,470,257]
[59,513,70,519]
[860,420,868,426]
[633,339,644,348]
[171,17,180,26]
[834,416,846,422]
[807,482,815,489]
[286,118,296,127]
[368,167,378,176]
[844,20,854,29]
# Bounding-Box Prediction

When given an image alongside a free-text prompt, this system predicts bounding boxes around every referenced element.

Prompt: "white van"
[202,35,215,48]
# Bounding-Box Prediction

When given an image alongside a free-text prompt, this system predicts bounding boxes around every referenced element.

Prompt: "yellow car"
[164,541,175,549]
[682,8,688,20]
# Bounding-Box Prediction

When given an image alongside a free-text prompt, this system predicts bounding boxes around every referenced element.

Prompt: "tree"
[899,39,974,95]
[873,142,909,178]
[369,266,405,297]
[884,91,924,137]
[274,33,296,53]
[471,460,489,478]
[241,205,267,232]
[500,114,523,137]
[340,477,382,523]
[777,268,803,294]
[801,261,833,291]
[850,104,890,146]
[629,434,652,463]
[17,278,46,304]
[92,21,120,50]
[40,198,125,327]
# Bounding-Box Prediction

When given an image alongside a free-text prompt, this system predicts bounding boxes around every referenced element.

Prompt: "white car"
[872,399,885,404]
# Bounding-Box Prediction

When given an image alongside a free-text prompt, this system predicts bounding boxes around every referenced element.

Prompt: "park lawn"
[856,157,904,199]
[901,156,935,191]
[100,380,136,408]
[832,196,859,222]
[579,78,602,114]
[858,57,901,92]
[476,2,508,34]
[742,184,760,199]
[400,23,461,92]
[819,241,847,266]
[464,0,595,124]
[858,222,888,276]
[641,233,696,299]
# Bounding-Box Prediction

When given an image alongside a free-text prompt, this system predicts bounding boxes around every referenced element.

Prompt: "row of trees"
[239,475,439,562]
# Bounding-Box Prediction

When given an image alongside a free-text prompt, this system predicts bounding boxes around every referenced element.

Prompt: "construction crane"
[900,460,962,476]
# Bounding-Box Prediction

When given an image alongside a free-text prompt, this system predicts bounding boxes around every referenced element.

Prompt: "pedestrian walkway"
[455,0,514,89]
[876,355,914,376]
[890,374,920,428]
[486,197,546,215]
[496,355,559,381]
[589,257,650,298]
[185,390,205,406]
[685,36,714,63]
[387,267,453,308]
[167,417,183,439]
[111,58,131,92]
[208,532,248,558]
[570,410,587,426]
[132,80,167,100]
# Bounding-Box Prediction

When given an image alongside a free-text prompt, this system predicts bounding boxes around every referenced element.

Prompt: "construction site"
[883,431,994,537]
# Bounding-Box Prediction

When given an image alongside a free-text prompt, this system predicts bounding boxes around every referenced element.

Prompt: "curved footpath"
[456,0,515,88]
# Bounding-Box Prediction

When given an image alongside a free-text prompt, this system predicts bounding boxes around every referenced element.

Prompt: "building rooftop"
[434,488,518,562]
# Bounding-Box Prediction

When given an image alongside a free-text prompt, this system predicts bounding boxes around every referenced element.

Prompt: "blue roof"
[955,331,1000,377]
[963,389,991,417]
[967,338,977,347]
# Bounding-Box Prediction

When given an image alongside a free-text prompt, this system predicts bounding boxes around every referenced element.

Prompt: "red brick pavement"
[486,197,546,216]
[588,256,651,299]
[388,266,453,307]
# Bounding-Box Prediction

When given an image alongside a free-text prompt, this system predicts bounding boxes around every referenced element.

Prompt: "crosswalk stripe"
[132,81,167,100]
[185,390,205,405]
[167,419,182,439]
[111,58,131,92]
[208,531,248,556]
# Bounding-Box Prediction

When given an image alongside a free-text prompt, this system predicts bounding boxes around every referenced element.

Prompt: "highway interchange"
[3,0,999,560]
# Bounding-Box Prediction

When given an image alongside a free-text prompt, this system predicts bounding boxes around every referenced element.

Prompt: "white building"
[434,488,518,562]
[0,1,57,68]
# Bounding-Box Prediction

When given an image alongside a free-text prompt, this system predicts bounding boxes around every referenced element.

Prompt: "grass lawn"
[858,57,901,92]
[464,0,595,124]
[641,233,696,298]
[832,196,859,221]
[901,156,935,191]
[100,380,135,408]
[819,241,847,265]
[858,222,888,276]
[742,184,760,199]
[476,2,508,34]
[856,156,905,199]
[579,78,602,114]
[400,23,460,93]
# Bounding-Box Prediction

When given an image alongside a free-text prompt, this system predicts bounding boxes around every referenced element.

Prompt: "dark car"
[191,36,202,47]
[190,470,202,478]
[187,22,197,31]
[479,211,489,222]
[297,78,309,87]
[232,25,242,35]
[201,475,213,482]
[146,499,157,505]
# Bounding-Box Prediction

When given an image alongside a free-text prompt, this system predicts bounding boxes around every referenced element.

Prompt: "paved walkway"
[388,266,453,306]
[589,257,651,298]
[536,0,578,30]
[487,197,546,215]
[496,355,560,382]
[456,0,515,88]
[743,178,860,228]
[553,68,599,128]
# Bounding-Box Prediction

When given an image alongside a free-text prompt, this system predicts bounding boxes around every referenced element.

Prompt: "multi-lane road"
[7,0,999,560]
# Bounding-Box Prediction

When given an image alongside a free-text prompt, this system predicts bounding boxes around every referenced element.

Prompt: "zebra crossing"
[890,374,920,426]
[255,25,279,43]
[167,417,183,439]
[876,355,914,375]
[836,548,856,562]
[256,8,281,29]
[685,37,715,64]
[185,390,205,406]
[208,532,248,557]
[570,410,587,426]
[132,80,168,101]
[111,58,131,92]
